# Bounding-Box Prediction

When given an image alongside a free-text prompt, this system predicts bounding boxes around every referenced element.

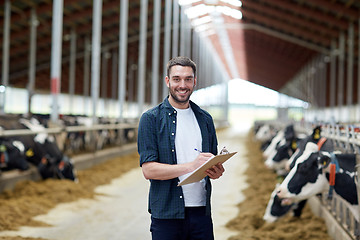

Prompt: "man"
[137,56,225,240]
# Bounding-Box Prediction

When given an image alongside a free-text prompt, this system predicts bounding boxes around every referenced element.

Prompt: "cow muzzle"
[276,187,290,199]
[281,198,293,205]
[276,188,294,205]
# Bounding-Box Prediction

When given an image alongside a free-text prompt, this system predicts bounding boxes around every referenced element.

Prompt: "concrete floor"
[0,124,249,240]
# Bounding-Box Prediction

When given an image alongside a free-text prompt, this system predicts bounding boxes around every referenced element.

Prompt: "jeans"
[150,207,214,240]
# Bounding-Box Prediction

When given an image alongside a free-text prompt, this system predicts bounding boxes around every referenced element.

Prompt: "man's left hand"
[205,163,225,179]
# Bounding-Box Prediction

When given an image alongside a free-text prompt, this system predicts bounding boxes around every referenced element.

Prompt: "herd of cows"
[1,113,358,229]
[254,123,359,224]
[0,114,137,183]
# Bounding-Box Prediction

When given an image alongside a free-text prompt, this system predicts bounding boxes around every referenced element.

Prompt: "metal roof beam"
[225,23,330,54]
[242,9,331,47]
[257,0,349,30]
[301,0,359,22]
[243,1,339,39]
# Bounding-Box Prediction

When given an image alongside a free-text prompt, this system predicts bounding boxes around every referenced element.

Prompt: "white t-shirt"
[174,106,206,207]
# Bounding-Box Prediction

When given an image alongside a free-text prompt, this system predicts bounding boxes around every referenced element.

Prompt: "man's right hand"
[141,152,214,181]
[192,152,214,170]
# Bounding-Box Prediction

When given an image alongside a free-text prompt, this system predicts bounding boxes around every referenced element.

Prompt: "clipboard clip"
[220,146,229,155]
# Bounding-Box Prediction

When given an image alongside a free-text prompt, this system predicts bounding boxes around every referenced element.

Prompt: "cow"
[276,142,358,206]
[265,126,332,174]
[18,117,77,181]
[263,124,295,159]
[263,124,318,176]
[255,124,278,151]
[0,115,31,171]
[263,126,334,222]
[0,138,29,171]
[263,183,307,222]
[265,138,299,176]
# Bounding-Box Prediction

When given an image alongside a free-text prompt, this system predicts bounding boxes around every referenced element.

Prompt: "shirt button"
[173,120,175,123]
[171,133,174,135]
[172,149,174,152]
[174,111,176,113]
[168,113,171,115]
[180,196,183,199]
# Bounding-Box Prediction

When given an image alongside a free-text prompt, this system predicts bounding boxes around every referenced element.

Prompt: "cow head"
[38,155,77,181]
[286,132,333,172]
[255,124,277,143]
[277,142,356,205]
[276,142,329,202]
[284,124,295,141]
[0,139,29,171]
[263,184,293,222]
[58,156,77,181]
[265,139,298,174]
[263,130,284,159]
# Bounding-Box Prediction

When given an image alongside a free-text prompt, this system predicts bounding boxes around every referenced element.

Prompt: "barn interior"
[1,0,360,239]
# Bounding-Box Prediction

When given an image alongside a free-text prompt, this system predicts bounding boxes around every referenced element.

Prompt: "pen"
[194,148,202,153]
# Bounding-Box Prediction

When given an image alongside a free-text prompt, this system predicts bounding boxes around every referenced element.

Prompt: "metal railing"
[255,120,360,240]
[0,120,139,157]
[0,122,138,137]
[297,122,360,240]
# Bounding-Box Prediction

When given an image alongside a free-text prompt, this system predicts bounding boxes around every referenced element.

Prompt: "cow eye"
[317,155,330,168]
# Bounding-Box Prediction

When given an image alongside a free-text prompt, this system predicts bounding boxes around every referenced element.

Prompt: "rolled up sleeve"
[138,112,158,167]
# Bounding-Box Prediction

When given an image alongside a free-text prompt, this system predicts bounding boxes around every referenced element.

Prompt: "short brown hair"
[166,56,196,77]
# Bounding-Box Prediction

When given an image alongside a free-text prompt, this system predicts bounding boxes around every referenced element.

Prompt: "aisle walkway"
[0,124,249,240]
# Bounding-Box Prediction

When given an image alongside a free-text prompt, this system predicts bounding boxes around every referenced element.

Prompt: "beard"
[168,84,193,105]
[170,88,192,104]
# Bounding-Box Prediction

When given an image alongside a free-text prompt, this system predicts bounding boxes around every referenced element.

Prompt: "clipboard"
[178,152,237,186]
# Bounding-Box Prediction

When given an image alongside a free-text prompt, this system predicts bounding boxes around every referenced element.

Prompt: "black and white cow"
[276,142,358,206]
[265,138,299,176]
[255,124,278,151]
[263,183,307,222]
[263,126,334,222]
[18,117,77,181]
[0,138,29,171]
[286,126,334,170]
[263,124,296,159]
[0,115,31,171]
[264,124,315,176]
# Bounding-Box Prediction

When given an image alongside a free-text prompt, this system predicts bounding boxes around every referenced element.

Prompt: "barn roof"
[0,0,359,106]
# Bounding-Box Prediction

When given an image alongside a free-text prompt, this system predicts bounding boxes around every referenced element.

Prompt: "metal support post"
[28,8,38,115]
[151,0,161,106]
[137,0,148,115]
[118,0,128,120]
[347,23,354,106]
[330,40,336,108]
[83,36,91,115]
[91,0,103,123]
[338,32,345,106]
[172,0,179,58]
[162,0,172,99]
[50,0,64,122]
[69,28,77,114]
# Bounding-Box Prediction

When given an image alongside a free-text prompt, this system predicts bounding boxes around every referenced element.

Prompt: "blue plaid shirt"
[137,97,218,219]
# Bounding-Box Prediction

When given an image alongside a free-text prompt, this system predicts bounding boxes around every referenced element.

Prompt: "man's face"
[166,65,196,108]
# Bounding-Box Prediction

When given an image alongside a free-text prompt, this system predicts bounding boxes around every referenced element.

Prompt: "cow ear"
[317,154,330,168]
[312,126,321,140]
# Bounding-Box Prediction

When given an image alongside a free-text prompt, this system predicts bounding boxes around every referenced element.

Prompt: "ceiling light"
[220,0,242,7]
[192,15,212,26]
